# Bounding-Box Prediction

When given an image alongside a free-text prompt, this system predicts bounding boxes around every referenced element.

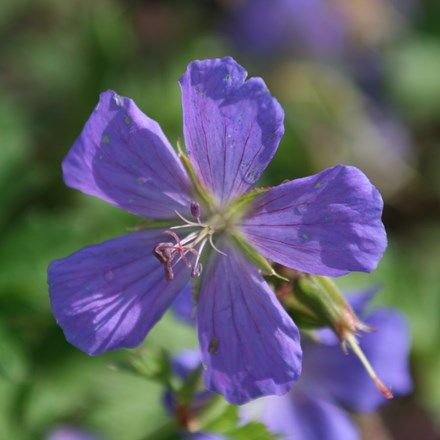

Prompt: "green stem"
[345,334,393,400]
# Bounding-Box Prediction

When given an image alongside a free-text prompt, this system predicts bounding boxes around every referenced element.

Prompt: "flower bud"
[300,275,369,339]
[275,269,392,400]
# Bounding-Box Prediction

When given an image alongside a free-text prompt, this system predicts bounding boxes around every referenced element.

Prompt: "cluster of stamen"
[153,231,200,281]
[153,203,226,281]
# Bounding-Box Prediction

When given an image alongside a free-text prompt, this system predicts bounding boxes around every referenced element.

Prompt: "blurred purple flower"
[241,290,413,439]
[225,0,415,58]
[48,57,386,404]
[226,0,345,58]
[47,427,103,440]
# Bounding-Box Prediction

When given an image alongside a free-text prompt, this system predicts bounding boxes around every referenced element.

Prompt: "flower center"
[153,204,227,281]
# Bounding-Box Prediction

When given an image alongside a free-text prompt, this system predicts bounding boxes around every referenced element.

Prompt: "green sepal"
[282,293,324,329]
[293,275,355,334]
[109,348,177,391]
[230,232,288,281]
[178,151,214,207]
[175,364,203,406]
[227,186,269,219]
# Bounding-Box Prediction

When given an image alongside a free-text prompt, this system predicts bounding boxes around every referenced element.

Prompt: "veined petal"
[304,308,412,412]
[179,57,284,204]
[241,391,359,440]
[48,230,190,355]
[241,165,387,276]
[171,282,195,325]
[63,90,192,218]
[197,241,302,404]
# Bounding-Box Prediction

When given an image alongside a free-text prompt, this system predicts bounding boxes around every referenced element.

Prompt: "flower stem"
[346,333,393,400]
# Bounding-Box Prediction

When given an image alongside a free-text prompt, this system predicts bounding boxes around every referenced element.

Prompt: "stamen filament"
[180,232,198,246]
[191,228,210,247]
[192,237,208,277]
[173,248,197,268]
[209,234,227,256]
[346,334,393,400]
[170,224,198,230]
[174,210,206,227]
[154,208,228,281]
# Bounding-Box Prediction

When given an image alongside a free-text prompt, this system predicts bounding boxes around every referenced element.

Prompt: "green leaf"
[175,365,203,405]
[228,421,279,440]
[201,403,279,439]
[111,348,176,390]
[202,404,238,433]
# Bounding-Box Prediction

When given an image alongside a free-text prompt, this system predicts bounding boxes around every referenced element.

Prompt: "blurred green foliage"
[0,0,439,439]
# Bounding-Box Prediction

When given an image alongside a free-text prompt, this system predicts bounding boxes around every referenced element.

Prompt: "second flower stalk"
[275,269,394,399]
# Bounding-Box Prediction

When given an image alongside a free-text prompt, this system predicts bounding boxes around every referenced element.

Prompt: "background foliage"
[0,0,439,438]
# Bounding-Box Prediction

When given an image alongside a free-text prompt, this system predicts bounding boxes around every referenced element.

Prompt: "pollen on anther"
[102,134,110,144]
[190,201,201,220]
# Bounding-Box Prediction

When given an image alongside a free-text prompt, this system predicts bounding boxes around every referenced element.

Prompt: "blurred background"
[0,0,439,438]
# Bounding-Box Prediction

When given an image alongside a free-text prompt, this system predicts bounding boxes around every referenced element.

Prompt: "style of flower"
[48,57,386,404]
[241,290,413,440]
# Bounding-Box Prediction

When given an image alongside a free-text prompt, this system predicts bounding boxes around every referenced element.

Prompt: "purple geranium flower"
[48,57,386,404]
[241,290,412,440]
